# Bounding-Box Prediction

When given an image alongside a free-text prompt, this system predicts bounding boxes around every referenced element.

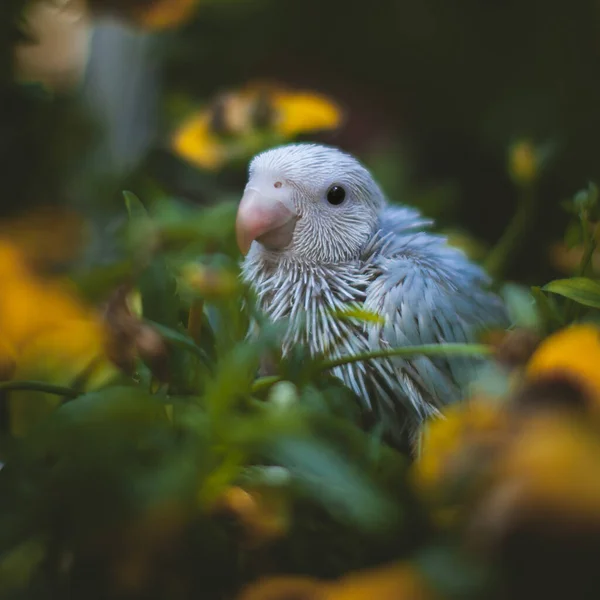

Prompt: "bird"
[236,143,508,446]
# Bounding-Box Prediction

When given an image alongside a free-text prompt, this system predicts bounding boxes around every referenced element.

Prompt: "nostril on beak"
[274,181,282,189]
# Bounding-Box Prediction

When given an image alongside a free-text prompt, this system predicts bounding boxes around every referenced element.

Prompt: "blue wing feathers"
[362,205,508,423]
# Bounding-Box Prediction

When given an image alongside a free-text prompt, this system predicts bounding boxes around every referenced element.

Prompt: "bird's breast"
[243,258,371,357]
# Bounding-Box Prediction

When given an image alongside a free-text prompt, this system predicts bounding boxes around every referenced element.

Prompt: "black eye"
[326,185,346,205]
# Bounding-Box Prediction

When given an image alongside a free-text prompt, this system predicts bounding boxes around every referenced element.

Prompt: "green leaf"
[55,386,168,426]
[267,436,398,532]
[332,304,385,325]
[543,277,600,309]
[0,538,46,593]
[124,190,157,263]
[124,190,150,220]
[146,320,211,367]
[71,260,134,303]
[139,259,179,328]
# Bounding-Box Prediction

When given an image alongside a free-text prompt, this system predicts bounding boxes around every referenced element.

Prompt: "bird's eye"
[326,185,346,205]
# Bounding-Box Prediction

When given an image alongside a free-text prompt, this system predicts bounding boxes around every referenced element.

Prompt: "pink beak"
[235,185,298,255]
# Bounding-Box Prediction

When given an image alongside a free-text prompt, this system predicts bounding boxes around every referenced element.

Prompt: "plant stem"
[565,217,598,323]
[321,343,492,371]
[0,381,79,398]
[250,344,492,394]
[484,183,537,280]
[577,219,597,278]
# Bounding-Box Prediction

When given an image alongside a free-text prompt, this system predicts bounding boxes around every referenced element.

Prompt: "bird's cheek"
[236,188,297,254]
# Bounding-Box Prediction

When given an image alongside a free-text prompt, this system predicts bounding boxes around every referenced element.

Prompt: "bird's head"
[236,143,385,263]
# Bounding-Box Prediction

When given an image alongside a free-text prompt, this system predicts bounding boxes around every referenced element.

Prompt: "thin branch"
[250,344,493,394]
[321,343,492,371]
[485,184,537,279]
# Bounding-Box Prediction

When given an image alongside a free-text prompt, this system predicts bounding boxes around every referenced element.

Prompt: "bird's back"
[353,204,507,441]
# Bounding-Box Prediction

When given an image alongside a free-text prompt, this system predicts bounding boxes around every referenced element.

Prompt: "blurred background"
[4,4,600,599]
[6,0,600,284]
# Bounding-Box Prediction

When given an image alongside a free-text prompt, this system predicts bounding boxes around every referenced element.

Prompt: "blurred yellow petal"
[213,486,289,547]
[324,563,438,600]
[413,398,508,498]
[508,140,537,186]
[494,414,600,519]
[171,84,343,170]
[172,112,226,170]
[16,319,108,380]
[271,90,343,137]
[0,237,115,435]
[467,414,600,563]
[526,324,600,404]
[135,0,200,29]
[238,563,439,600]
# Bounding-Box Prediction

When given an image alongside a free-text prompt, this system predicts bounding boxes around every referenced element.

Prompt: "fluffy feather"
[239,143,508,443]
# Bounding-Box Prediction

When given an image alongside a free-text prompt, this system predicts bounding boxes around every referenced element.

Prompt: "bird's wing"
[362,206,507,422]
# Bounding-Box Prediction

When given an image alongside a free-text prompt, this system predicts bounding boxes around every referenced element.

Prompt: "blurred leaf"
[333,305,384,325]
[147,320,211,367]
[0,537,46,593]
[54,386,168,426]
[416,544,490,598]
[266,437,398,533]
[543,277,600,309]
[501,283,540,329]
[71,260,134,303]
[531,286,564,330]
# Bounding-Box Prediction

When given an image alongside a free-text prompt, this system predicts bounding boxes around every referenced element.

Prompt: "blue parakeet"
[236,143,508,443]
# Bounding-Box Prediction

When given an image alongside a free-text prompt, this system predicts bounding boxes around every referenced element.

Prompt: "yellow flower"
[269,89,343,137]
[413,398,508,498]
[508,140,537,185]
[172,83,343,170]
[494,414,600,519]
[211,485,290,548]
[462,413,600,599]
[466,413,600,569]
[0,238,116,433]
[526,324,600,405]
[238,563,439,600]
[172,111,225,170]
